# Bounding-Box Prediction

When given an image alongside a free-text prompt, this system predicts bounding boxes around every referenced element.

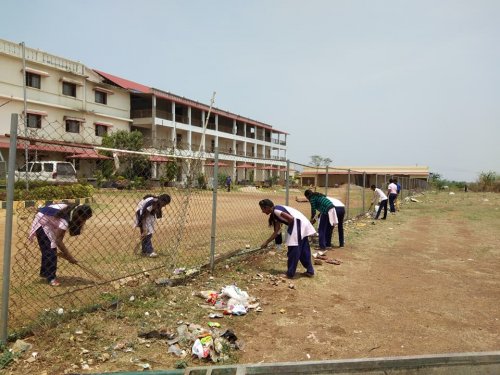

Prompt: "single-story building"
[300,166,429,188]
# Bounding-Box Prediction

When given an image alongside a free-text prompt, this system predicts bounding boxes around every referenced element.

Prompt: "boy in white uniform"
[370,185,388,220]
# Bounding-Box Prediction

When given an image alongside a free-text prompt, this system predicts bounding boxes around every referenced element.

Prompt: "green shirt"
[309,195,334,218]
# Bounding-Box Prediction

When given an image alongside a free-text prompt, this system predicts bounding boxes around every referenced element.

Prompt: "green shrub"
[12,184,94,201]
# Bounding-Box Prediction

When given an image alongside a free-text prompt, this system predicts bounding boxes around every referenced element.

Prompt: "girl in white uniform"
[259,199,316,279]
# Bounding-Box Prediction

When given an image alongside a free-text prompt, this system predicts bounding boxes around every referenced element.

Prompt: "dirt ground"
[2,191,500,374]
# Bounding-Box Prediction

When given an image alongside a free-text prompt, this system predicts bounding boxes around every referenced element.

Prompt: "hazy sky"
[2,0,499,181]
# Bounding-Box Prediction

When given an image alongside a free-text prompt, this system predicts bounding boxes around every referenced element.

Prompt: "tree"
[99,130,150,180]
[478,171,497,192]
[101,130,143,151]
[310,155,333,187]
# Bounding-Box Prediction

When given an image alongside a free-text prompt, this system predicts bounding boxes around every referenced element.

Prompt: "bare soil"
[3,191,500,374]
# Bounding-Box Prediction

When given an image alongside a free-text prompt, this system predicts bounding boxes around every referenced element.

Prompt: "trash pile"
[194,285,260,316]
[138,322,243,363]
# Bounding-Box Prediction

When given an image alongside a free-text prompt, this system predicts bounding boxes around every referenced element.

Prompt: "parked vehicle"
[15,161,77,183]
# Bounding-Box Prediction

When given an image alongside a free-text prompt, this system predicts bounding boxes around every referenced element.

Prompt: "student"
[304,190,337,250]
[28,203,93,286]
[387,179,398,213]
[135,194,171,257]
[259,199,316,279]
[395,178,402,210]
[326,196,346,248]
[370,185,388,220]
[225,175,232,192]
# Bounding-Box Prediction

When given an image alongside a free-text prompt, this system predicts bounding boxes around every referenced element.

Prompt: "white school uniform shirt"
[135,197,157,235]
[29,204,69,248]
[273,205,316,247]
[327,197,345,208]
[388,183,398,194]
[373,188,388,203]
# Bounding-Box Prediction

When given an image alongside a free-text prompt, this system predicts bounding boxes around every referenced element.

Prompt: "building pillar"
[188,106,192,152]
[232,119,236,155]
[151,95,157,148]
[172,101,176,148]
[201,110,206,152]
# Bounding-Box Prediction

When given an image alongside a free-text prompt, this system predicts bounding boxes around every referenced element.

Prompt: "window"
[27,114,42,129]
[43,163,53,172]
[66,120,80,133]
[95,91,107,104]
[211,140,215,152]
[95,124,108,137]
[62,82,77,97]
[26,72,41,89]
[31,163,42,172]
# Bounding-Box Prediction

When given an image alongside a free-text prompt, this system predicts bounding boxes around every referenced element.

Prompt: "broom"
[58,252,105,281]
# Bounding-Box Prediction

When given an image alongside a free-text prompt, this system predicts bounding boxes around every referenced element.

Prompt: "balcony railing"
[131,109,152,118]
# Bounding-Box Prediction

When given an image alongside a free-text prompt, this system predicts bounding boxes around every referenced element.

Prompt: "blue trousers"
[286,224,314,278]
[141,234,154,254]
[389,193,397,212]
[35,227,57,283]
[375,199,388,219]
[330,206,345,247]
[318,212,332,249]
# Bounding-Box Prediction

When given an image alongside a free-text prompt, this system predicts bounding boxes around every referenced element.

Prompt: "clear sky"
[2,0,499,181]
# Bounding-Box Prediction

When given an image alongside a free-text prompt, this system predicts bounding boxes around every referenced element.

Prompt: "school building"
[300,166,430,188]
[0,38,288,183]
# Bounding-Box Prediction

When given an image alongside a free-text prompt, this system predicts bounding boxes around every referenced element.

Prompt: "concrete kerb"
[182,351,500,375]
[89,351,500,374]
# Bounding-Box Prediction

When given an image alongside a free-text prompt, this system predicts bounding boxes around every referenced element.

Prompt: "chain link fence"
[1,112,429,336]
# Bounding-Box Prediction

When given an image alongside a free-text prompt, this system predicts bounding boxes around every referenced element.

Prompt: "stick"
[75,262,105,281]
[58,252,105,281]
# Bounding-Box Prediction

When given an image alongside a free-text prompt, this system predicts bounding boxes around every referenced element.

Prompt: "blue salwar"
[285,219,314,278]
[318,212,332,248]
[35,227,58,283]
[141,234,154,255]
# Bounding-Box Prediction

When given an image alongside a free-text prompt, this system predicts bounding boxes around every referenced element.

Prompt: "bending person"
[259,199,316,279]
[326,196,345,248]
[370,185,388,220]
[29,203,93,286]
[304,190,338,250]
[135,194,171,258]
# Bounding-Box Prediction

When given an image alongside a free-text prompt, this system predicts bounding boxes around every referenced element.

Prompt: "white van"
[15,161,78,184]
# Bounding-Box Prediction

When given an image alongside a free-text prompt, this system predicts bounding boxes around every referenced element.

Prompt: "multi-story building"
[94,70,288,182]
[0,38,288,183]
[0,39,131,178]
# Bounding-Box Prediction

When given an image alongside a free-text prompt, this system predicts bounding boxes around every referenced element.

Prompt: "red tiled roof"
[93,69,289,135]
[94,69,152,94]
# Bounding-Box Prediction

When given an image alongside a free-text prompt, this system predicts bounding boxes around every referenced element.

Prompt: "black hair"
[68,204,93,236]
[259,199,276,227]
[371,184,376,189]
[158,194,171,205]
[259,199,274,209]
[305,189,325,199]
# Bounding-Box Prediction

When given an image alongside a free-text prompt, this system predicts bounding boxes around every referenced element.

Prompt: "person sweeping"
[135,194,171,257]
[28,203,93,286]
[304,190,339,250]
[259,199,316,279]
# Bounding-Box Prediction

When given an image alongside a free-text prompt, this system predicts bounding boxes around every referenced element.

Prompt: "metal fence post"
[362,172,366,213]
[1,114,18,344]
[209,148,219,273]
[285,159,290,206]
[346,169,351,219]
